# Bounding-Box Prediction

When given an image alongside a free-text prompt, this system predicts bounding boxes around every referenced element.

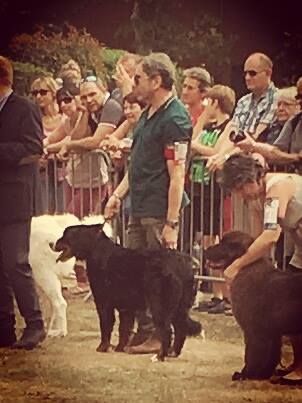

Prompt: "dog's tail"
[186,315,202,336]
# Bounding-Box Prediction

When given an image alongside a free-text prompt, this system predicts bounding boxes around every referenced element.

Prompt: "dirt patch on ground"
[0,294,301,403]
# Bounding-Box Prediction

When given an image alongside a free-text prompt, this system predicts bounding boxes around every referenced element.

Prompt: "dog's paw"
[115,343,126,352]
[151,354,164,363]
[47,329,67,338]
[96,343,111,352]
[168,351,179,358]
[167,347,179,358]
[232,371,245,381]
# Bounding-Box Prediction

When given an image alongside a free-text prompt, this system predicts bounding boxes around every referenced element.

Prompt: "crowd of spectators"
[2,49,302,384]
[5,51,302,304]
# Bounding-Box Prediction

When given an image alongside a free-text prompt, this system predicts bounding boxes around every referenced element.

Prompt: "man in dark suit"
[0,56,46,349]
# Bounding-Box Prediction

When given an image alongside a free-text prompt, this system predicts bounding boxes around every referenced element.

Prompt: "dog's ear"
[204,244,228,261]
[90,223,105,232]
[222,231,254,252]
[224,241,249,257]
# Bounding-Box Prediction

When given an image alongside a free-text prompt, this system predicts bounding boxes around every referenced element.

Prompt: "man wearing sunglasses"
[105,53,192,354]
[58,76,123,157]
[234,52,278,138]
[0,56,46,350]
[207,52,278,172]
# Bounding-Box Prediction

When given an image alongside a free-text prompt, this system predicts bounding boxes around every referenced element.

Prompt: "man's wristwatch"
[165,220,179,230]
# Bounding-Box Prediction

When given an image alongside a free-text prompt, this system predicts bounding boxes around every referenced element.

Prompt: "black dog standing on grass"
[205,231,302,381]
[52,223,201,361]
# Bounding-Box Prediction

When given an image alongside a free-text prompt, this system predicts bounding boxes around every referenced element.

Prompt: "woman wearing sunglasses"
[45,84,88,153]
[44,83,93,217]
[46,83,92,294]
[30,76,62,137]
[30,76,66,214]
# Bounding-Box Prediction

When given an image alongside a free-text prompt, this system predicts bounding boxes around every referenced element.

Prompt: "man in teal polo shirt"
[105,52,192,354]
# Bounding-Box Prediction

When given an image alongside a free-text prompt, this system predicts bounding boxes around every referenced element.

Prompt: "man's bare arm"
[166,160,186,221]
[111,171,129,200]
[65,125,115,152]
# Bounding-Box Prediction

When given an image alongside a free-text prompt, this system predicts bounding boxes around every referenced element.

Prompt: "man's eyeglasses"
[58,97,73,105]
[244,70,263,77]
[31,89,49,97]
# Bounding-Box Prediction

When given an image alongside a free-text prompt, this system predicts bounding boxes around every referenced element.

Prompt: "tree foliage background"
[3,0,301,95]
[7,0,237,94]
[116,0,236,84]
[9,24,125,95]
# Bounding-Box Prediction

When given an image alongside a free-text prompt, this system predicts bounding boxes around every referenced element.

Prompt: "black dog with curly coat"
[52,223,201,361]
[205,231,302,380]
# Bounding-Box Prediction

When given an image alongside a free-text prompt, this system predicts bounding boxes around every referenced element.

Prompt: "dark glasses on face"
[244,70,262,77]
[295,93,302,101]
[31,89,49,97]
[59,97,73,105]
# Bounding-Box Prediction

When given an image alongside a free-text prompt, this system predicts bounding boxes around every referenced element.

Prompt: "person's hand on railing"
[107,136,121,152]
[99,137,110,151]
[46,143,60,154]
[38,153,48,169]
[206,153,228,172]
[57,144,70,161]
[236,133,256,153]
[100,135,121,152]
[119,137,133,153]
[104,194,121,219]
[109,150,125,171]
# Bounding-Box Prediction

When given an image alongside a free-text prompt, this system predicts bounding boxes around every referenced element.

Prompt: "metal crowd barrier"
[39,149,113,217]
[40,152,299,282]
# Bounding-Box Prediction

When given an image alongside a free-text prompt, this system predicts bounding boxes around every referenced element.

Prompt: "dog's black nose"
[49,242,54,250]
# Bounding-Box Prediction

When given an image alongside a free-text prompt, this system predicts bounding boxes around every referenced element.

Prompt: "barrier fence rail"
[39,151,300,284]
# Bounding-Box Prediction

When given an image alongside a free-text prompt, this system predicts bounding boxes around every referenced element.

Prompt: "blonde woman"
[30,76,62,137]
[30,76,64,213]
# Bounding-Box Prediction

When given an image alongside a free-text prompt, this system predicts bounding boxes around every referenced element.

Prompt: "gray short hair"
[141,53,176,90]
[277,87,297,104]
[183,67,212,91]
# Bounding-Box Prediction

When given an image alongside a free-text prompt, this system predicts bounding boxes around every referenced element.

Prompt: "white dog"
[30,214,79,337]
[30,214,111,338]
